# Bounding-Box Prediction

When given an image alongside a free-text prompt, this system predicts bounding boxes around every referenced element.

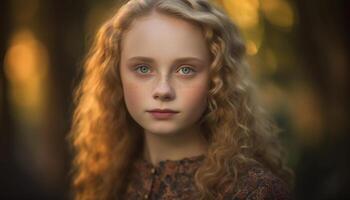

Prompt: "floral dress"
[122,154,293,200]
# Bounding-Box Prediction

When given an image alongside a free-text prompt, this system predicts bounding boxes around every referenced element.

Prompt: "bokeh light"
[4,29,49,121]
[222,0,260,29]
[261,0,295,29]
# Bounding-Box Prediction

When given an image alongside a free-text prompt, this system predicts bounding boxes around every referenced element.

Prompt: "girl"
[69,0,294,199]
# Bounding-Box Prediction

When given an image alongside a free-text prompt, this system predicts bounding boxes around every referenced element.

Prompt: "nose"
[152,79,175,101]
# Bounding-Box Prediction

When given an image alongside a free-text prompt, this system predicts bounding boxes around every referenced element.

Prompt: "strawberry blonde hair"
[69,0,294,199]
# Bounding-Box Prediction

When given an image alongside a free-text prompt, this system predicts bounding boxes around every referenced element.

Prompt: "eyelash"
[134,64,196,75]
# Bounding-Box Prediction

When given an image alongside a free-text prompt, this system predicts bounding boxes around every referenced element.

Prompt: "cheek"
[122,81,145,112]
[181,82,208,110]
[120,67,144,110]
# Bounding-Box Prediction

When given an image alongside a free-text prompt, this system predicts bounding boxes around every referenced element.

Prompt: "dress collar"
[133,154,206,174]
[140,154,205,166]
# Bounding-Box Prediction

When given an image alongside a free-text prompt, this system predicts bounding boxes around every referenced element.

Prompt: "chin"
[144,125,182,136]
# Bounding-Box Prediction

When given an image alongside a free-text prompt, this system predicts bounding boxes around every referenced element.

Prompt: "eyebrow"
[126,56,206,65]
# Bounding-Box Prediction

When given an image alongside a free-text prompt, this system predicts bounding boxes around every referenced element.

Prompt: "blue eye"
[179,66,195,75]
[135,65,150,74]
[134,65,195,76]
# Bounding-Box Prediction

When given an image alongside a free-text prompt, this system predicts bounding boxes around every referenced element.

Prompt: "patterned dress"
[122,154,293,199]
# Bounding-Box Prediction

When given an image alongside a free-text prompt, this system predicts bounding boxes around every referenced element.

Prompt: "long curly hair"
[68,0,294,199]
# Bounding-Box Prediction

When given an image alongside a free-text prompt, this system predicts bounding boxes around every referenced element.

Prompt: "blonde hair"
[69,0,294,199]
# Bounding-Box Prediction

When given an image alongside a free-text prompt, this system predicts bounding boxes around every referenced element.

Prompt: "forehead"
[121,11,210,61]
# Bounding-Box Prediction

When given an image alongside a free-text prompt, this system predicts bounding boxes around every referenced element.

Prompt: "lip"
[147,108,179,113]
[147,109,179,120]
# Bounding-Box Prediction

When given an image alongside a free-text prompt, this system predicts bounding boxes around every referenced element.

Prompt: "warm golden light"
[222,0,260,29]
[261,0,294,29]
[4,29,49,120]
[246,40,258,55]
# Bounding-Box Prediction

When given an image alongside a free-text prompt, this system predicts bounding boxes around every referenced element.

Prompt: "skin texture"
[119,11,210,166]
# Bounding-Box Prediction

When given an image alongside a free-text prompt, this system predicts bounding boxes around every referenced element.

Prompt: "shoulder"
[221,165,294,200]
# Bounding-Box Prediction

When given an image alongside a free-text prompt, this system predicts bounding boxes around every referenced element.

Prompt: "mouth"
[147,108,179,113]
[146,109,179,119]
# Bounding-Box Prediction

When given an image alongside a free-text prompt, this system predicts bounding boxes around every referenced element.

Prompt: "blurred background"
[1,0,349,199]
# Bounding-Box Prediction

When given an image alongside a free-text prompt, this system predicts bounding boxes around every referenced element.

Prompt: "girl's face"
[120,11,210,136]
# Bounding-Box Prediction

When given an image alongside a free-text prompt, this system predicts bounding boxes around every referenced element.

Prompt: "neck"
[143,125,208,166]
